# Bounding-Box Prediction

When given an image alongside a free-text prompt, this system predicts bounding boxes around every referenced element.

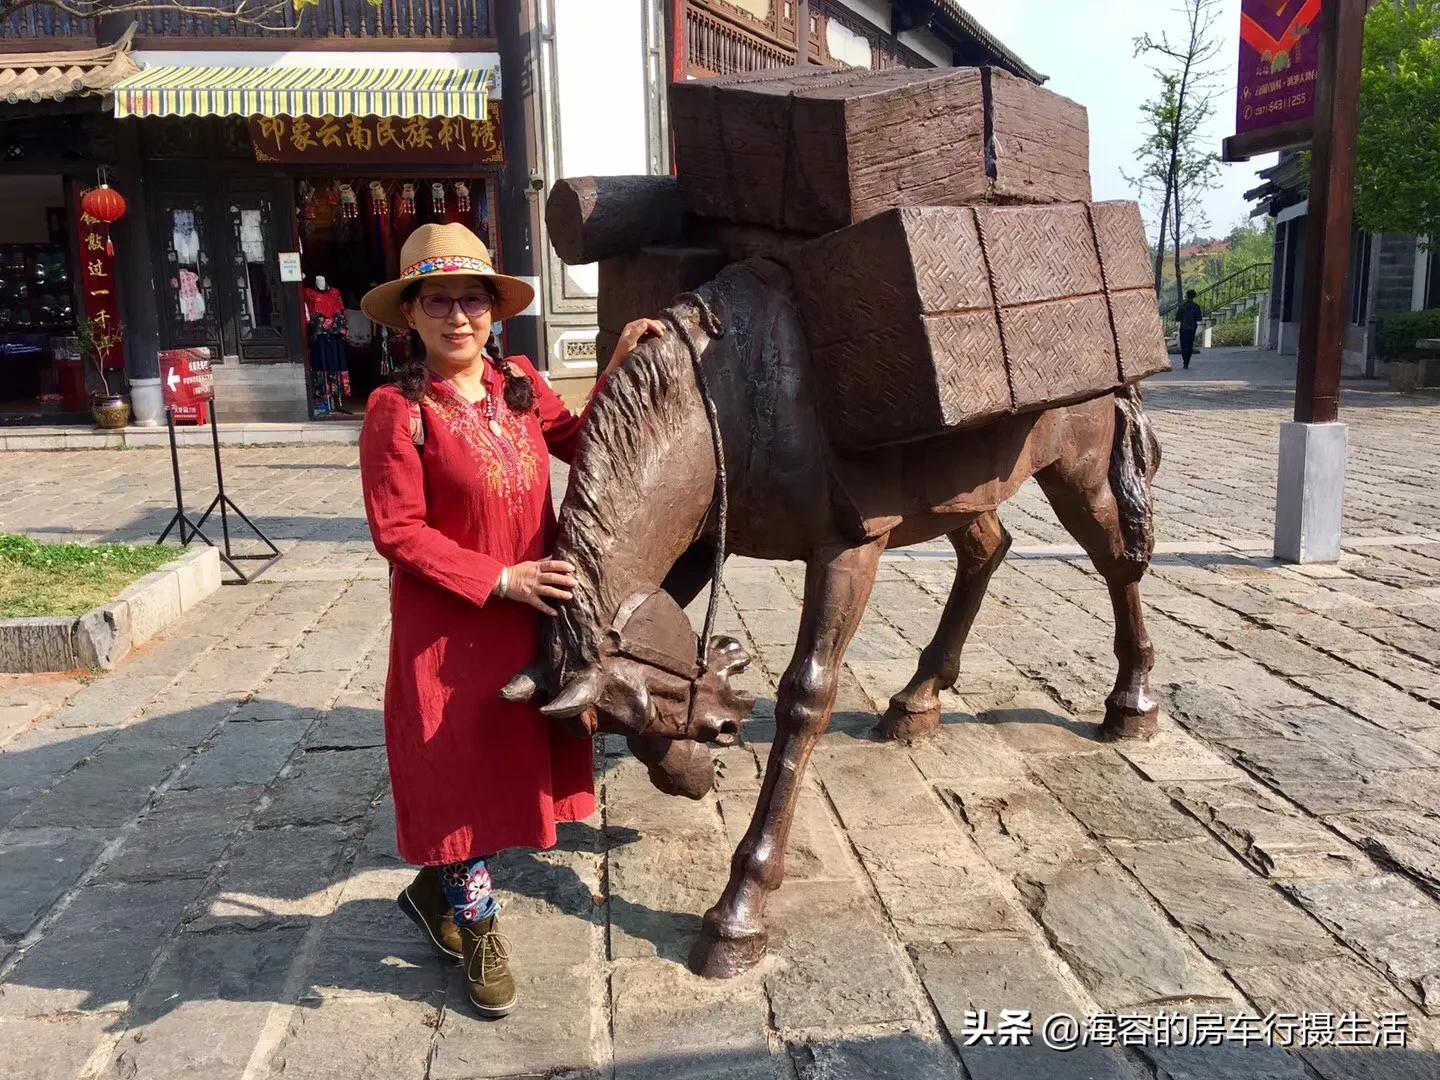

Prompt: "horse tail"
[1109,385,1160,568]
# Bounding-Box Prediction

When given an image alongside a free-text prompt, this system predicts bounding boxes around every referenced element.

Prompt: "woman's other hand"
[501,559,577,616]
[604,318,666,377]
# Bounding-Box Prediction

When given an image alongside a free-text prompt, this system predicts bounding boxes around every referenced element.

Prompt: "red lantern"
[81,183,127,256]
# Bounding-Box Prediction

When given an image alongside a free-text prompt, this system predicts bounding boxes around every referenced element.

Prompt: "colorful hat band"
[401,255,494,279]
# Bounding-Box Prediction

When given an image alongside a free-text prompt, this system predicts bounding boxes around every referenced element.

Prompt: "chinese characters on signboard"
[160,347,213,425]
[249,103,504,166]
[1235,0,1322,136]
[75,190,125,372]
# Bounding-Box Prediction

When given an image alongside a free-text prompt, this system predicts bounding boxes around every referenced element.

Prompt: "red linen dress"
[359,356,598,865]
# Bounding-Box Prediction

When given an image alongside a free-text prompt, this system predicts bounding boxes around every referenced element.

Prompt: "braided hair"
[392,279,535,412]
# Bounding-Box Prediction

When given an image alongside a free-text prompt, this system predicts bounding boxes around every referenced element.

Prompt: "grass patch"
[0,534,181,619]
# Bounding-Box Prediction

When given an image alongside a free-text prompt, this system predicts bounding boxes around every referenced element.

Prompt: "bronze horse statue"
[505,259,1161,979]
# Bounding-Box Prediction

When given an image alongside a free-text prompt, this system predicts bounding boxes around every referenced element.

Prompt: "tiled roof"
[0,31,139,106]
[928,1,1046,84]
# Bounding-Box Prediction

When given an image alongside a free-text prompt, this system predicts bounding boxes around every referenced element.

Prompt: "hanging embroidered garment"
[177,269,205,322]
[172,210,200,265]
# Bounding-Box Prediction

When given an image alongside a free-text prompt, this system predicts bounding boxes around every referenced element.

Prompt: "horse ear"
[501,666,543,703]
[539,666,602,720]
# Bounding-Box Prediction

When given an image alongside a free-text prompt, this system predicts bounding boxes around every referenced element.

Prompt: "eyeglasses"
[416,293,494,319]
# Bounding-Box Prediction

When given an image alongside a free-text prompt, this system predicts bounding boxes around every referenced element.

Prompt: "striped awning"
[112,64,493,121]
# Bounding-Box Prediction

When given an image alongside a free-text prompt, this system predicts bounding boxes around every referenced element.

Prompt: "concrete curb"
[0,547,222,674]
[0,422,361,451]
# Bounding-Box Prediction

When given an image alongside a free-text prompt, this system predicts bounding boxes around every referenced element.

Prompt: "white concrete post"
[1274,421,1348,563]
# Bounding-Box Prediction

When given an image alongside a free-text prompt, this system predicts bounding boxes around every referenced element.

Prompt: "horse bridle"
[658,292,727,678]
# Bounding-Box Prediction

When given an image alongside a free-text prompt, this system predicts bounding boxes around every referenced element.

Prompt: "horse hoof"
[876,702,941,743]
[689,928,768,979]
[1102,706,1159,741]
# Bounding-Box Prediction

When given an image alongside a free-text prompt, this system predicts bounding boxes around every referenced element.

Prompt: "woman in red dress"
[359,223,660,1018]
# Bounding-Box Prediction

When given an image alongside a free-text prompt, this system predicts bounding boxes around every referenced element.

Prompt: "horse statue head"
[499,282,767,798]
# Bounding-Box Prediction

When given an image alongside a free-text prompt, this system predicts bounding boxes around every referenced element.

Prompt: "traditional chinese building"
[0,0,1037,423]
[1246,149,1437,377]
[0,2,520,424]
[529,0,1042,406]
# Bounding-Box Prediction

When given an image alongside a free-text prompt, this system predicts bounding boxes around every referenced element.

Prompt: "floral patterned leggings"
[437,856,501,926]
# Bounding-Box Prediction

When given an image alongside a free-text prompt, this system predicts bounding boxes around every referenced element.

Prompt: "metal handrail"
[1160,262,1272,321]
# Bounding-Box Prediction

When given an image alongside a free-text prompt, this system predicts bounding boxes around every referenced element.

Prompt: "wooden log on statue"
[789,201,1168,451]
[546,176,687,266]
[670,66,1091,235]
[597,245,725,337]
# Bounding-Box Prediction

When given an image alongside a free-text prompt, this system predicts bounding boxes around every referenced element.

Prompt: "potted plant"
[77,316,129,428]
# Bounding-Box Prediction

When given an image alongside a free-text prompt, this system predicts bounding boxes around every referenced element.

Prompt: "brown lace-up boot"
[460,914,517,1018]
[397,866,463,961]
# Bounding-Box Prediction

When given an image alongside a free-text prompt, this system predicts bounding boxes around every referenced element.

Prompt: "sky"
[960,0,1277,242]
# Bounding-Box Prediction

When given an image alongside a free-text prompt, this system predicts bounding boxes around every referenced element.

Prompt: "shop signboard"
[161,347,214,425]
[249,102,504,165]
[75,190,125,372]
[278,252,303,283]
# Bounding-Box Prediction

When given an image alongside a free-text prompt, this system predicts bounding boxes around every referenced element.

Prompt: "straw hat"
[360,223,534,331]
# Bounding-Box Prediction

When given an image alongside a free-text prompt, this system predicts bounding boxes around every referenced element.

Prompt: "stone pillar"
[495,0,542,366]
[1274,421,1347,563]
[111,119,161,385]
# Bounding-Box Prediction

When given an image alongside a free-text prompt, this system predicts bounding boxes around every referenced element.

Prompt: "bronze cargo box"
[790,200,1169,451]
[670,65,1091,236]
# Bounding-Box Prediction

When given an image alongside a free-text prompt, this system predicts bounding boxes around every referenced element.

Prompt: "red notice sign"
[1235,0,1322,136]
[161,347,214,425]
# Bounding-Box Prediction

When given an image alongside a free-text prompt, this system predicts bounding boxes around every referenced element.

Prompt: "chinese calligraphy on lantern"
[249,104,504,165]
[76,194,125,372]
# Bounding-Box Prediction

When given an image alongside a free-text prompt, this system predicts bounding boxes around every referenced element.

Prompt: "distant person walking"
[1177,290,1204,370]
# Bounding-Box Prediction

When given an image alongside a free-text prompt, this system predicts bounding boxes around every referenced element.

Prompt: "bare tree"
[1126,0,1225,305]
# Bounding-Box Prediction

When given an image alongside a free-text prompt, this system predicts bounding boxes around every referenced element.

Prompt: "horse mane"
[551,319,698,674]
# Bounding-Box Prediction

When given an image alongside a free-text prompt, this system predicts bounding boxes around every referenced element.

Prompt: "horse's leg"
[878,511,1011,742]
[1035,396,1160,740]
[690,537,883,978]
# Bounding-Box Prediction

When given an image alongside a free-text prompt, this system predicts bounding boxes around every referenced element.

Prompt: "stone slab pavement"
[2,361,1440,1078]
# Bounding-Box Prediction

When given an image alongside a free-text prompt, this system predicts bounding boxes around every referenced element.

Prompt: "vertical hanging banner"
[76,191,126,371]
[1227,0,1323,158]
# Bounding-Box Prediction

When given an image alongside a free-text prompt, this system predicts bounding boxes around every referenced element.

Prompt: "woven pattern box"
[791,201,1169,450]
[671,66,1091,236]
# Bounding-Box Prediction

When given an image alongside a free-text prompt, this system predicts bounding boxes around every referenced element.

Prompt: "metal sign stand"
[155,403,281,584]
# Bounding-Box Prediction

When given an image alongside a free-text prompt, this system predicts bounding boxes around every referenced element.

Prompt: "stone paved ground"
[2,351,1440,1079]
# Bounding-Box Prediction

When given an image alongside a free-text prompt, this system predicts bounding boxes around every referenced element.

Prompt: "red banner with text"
[76,189,125,372]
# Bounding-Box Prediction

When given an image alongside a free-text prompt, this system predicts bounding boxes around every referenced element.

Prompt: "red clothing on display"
[359,357,603,865]
[304,286,347,330]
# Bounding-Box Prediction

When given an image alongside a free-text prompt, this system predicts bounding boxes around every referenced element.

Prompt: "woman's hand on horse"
[605,318,667,376]
[503,559,578,616]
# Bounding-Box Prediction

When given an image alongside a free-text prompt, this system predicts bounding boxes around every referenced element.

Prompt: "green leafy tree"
[1354,0,1440,241]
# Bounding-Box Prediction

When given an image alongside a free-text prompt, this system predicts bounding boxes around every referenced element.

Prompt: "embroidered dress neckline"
[421,368,539,508]
[426,369,490,407]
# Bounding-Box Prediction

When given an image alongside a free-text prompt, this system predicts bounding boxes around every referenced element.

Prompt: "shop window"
[230,203,278,341]
[297,174,501,414]
[161,200,219,352]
